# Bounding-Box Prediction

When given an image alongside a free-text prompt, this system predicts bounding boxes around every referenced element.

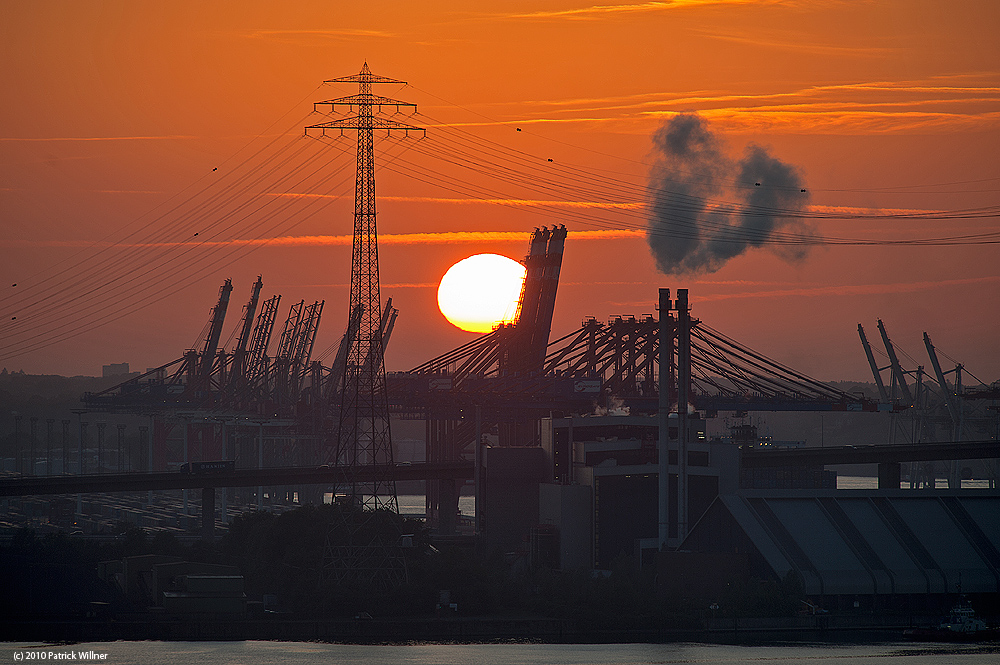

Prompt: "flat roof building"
[679,490,1000,600]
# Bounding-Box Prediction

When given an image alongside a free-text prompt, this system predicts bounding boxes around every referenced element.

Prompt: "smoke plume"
[646,113,816,275]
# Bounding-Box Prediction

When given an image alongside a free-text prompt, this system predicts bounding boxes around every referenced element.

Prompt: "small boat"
[904,599,1000,641]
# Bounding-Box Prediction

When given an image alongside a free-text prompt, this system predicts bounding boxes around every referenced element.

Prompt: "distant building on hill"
[102,362,130,378]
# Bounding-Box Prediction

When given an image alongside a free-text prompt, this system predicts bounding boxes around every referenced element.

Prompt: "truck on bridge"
[178,460,236,474]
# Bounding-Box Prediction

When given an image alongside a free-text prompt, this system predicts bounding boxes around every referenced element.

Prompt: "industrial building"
[535,413,737,569]
[682,491,1000,597]
[481,409,1000,611]
[99,555,246,614]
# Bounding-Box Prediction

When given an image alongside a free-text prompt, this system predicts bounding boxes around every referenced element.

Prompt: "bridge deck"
[742,440,1000,467]
[0,462,474,497]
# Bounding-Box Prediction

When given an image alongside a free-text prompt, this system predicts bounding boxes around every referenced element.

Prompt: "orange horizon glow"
[0,1,997,380]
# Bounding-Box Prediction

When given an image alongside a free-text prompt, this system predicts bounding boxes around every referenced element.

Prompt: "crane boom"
[200,279,233,377]
[858,323,890,402]
[877,319,913,405]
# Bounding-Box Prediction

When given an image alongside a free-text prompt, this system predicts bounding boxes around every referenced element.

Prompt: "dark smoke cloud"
[646,113,816,275]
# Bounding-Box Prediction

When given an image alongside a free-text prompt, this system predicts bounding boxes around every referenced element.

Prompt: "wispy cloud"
[9,208,981,251]
[693,28,896,57]
[1,187,163,194]
[562,280,654,286]
[268,192,642,210]
[499,81,1000,116]
[0,135,196,142]
[688,109,1000,134]
[808,205,941,216]
[422,103,1000,136]
[293,282,439,289]
[90,189,163,195]
[249,228,643,246]
[271,192,950,218]
[440,76,1000,135]
[696,275,1000,302]
[693,278,821,286]
[515,99,999,136]
[244,28,394,41]
[605,275,1000,309]
[9,229,644,249]
[504,0,785,20]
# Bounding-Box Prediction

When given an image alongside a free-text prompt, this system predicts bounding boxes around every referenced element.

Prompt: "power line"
[4,78,998,364]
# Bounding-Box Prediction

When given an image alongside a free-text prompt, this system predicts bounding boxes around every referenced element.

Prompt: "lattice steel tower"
[307,63,422,512]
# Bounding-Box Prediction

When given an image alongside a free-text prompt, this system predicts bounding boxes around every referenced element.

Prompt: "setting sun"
[437,254,526,333]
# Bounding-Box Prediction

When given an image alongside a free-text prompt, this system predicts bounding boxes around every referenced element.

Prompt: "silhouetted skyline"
[1,2,997,382]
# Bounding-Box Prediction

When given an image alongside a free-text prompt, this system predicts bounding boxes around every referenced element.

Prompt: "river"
[5,641,1000,665]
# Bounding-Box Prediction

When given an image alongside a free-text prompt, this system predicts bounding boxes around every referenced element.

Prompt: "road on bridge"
[0,461,474,497]
[741,440,1000,467]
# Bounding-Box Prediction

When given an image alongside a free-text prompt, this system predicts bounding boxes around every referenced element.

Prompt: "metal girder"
[859,323,891,402]
[924,332,960,424]
[246,294,280,387]
[400,305,867,416]
[307,115,424,135]
[327,304,363,402]
[199,280,233,379]
[314,93,417,110]
[878,319,914,405]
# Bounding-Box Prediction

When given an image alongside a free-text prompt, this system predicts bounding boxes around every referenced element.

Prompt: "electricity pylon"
[307,63,423,589]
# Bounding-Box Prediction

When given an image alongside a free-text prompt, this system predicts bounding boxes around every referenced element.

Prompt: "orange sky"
[1,1,998,383]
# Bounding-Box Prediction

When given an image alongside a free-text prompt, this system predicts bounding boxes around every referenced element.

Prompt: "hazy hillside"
[0,371,135,458]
